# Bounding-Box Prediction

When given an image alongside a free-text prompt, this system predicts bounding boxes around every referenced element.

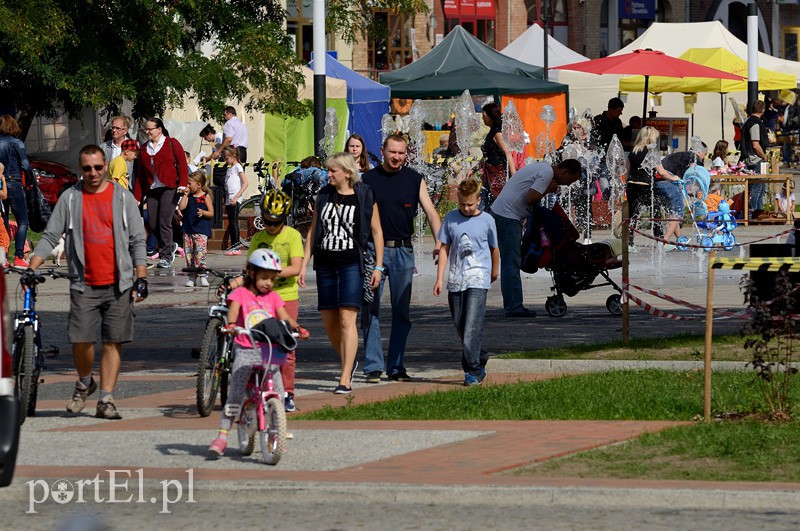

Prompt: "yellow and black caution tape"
[712,257,800,272]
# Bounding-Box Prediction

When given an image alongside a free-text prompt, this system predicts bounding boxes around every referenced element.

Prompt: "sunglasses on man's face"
[81,164,105,172]
[263,219,284,227]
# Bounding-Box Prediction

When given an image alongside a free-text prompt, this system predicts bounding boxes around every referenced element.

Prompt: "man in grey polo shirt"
[490,159,581,317]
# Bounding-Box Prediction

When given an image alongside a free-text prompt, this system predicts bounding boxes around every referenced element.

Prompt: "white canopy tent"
[500,24,589,81]
[558,21,800,148]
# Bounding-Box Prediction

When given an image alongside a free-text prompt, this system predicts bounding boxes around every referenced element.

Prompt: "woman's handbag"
[25,178,52,233]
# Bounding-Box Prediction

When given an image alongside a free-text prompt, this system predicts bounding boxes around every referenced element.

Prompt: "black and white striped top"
[316,192,360,265]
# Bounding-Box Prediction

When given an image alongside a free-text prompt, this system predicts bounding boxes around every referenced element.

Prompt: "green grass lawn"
[498,333,752,361]
[298,369,800,482]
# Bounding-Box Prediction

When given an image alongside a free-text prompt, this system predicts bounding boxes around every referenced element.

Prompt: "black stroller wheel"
[545,295,567,317]
[606,294,622,316]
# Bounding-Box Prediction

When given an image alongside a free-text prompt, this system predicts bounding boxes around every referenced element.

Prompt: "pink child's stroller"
[521,203,624,317]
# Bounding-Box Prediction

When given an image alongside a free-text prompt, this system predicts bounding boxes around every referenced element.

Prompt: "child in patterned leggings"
[178,171,214,287]
[208,249,308,458]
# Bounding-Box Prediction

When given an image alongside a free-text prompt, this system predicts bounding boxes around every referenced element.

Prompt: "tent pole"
[720,92,725,141]
[642,76,649,127]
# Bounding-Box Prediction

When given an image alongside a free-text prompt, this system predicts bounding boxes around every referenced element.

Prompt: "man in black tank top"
[360,135,442,382]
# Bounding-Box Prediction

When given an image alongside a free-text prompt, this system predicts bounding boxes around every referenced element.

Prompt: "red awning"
[475,0,494,17]
[443,0,459,17]
[460,0,475,16]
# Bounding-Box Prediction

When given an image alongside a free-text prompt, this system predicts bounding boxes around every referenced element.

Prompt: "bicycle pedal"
[43,346,59,358]
[224,404,241,417]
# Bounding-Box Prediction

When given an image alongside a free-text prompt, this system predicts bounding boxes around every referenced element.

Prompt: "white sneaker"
[198,276,209,287]
[185,279,195,287]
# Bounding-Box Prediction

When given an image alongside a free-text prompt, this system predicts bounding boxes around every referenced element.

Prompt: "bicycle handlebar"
[5,268,79,284]
[182,266,240,282]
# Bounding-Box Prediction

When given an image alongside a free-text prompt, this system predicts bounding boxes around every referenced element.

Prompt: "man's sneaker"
[185,279,195,287]
[95,399,122,420]
[333,385,352,394]
[208,437,227,458]
[168,243,179,265]
[198,276,209,287]
[284,395,296,412]
[464,373,481,386]
[67,378,97,414]
[505,308,537,318]
[13,256,29,268]
[388,371,412,382]
[156,259,171,269]
[365,371,382,383]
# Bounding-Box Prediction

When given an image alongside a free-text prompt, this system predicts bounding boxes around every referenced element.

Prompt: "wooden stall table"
[710,174,794,225]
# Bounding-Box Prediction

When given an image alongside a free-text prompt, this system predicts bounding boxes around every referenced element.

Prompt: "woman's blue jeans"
[2,180,29,259]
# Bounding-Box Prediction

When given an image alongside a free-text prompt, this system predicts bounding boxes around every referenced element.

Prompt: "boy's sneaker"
[156,259,171,269]
[168,243,179,265]
[388,371,412,382]
[284,395,296,412]
[208,437,227,458]
[464,373,481,386]
[67,378,97,414]
[365,371,382,383]
[95,399,122,420]
[185,279,195,287]
[198,276,209,287]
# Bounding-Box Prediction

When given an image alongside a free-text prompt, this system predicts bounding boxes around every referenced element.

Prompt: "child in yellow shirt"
[108,138,139,189]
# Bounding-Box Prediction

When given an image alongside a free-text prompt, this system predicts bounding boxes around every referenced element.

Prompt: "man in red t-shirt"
[27,145,148,420]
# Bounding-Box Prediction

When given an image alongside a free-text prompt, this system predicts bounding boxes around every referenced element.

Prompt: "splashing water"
[690,135,705,158]
[534,132,547,160]
[381,114,396,145]
[502,101,525,153]
[540,105,557,161]
[606,134,626,222]
[406,100,426,168]
[319,107,338,160]
[454,90,480,160]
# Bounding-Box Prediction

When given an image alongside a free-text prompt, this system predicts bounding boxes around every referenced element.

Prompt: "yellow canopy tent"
[619,48,797,138]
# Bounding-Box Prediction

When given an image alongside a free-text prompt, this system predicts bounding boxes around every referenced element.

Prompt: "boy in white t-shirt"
[434,179,499,386]
[775,181,796,220]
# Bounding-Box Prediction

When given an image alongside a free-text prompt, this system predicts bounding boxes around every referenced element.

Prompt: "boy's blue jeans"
[448,288,489,376]
[362,245,414,377]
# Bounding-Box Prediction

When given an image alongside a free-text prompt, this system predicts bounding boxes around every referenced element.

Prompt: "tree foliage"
[0,0,426,138]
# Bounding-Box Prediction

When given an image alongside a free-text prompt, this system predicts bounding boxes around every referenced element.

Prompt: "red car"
[0,267,18,487]
[29,158,80,207]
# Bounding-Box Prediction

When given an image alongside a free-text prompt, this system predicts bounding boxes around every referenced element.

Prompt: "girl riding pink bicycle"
[208,249,308,457]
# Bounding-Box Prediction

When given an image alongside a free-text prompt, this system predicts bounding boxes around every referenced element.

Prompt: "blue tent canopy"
[308,54,390,159]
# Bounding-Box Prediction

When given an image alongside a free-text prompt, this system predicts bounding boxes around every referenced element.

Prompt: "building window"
[286,0,334,62]
[369,12,416,73]
[442,0,497,46]
[26,113,70,153]
[524,0,568,45]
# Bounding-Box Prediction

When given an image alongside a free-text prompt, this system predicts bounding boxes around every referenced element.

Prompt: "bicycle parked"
[8,268,76,424]
[236,158,284,247]
[188,266,240,417]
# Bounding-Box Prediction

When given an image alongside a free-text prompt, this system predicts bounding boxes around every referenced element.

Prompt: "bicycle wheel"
[196,316,225,417]
[260,397,287,465]
[15,326,35,425]
[237,196,263,248]
[237,403,256,456]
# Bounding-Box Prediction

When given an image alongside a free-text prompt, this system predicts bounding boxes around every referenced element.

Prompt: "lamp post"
[746,1,758,113]
[313,0,326,157]
[542,0,549,81]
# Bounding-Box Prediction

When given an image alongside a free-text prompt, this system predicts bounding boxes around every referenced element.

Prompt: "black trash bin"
[749,242,800,306]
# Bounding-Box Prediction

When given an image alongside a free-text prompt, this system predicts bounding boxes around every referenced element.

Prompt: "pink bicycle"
[227,320,302,465]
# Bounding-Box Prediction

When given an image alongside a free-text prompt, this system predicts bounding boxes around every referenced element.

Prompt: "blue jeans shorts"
[654,180,684,216]
[316,261,363,310]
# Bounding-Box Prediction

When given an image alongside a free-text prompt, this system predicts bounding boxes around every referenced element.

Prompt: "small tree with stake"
[742,271,800,421]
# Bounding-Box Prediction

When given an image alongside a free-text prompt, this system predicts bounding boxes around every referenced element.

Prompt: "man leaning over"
[25,145,148,420]
[361,134,442,383]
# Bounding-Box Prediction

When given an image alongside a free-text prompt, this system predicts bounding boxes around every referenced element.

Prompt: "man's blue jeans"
[490,210,525,314]
[362,245,414,376]
[747,163,767,211]
[448,288,489,376]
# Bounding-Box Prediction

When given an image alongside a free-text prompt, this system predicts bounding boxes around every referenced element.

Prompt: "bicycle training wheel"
[237,404,256,456]
[606,294,623,316]
[237,196,263,248]
[196,316,225,417]
[15,325,35,425]
[260,397,287,465]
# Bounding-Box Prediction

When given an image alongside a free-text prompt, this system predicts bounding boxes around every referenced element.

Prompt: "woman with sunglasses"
[223,189,304,412]
[135,117,189,269]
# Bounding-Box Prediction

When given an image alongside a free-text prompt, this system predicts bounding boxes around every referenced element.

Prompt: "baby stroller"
[521,203,624,317]
[674,166,738,252]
